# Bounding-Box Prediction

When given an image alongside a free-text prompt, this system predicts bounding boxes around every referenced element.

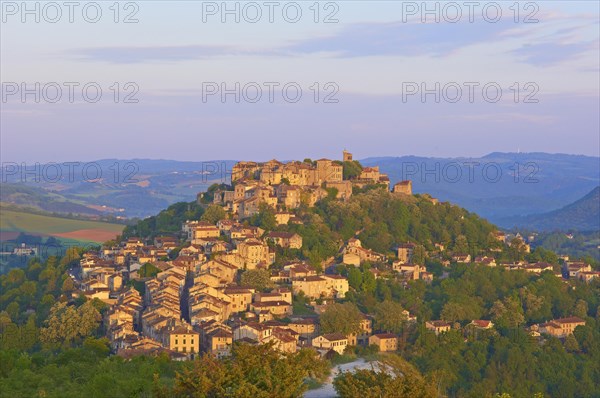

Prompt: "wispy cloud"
[63,9,598,72]
[511,40,598,67]
[69,18,523,63]
[71,45,251,63]
[454,112,557,124]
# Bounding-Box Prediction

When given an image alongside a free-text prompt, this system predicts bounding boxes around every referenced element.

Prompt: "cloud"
[68,13,598,67]
[454,112,557,124]
[70,45,247,63]
[510,40,597,67]
[69,19,520,63]
[284,20,517,58]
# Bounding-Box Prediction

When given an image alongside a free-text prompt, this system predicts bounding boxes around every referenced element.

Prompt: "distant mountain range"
[1,153,598,230]
[499,186,600,232]
[1,159,237,218]
[362,152,599,227]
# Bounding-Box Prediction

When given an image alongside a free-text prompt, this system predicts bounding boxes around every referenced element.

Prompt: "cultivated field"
[0,209,124,243]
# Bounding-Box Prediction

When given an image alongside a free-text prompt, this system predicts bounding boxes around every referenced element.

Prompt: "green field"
[0,209,124,243]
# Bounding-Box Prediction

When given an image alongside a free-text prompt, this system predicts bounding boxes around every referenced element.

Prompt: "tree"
[412,244,426,265]
[490,297,524,329]
[519,288,546,322]
[20,314,38,351]
[240,269,273,291]
[373,301,406,334]
[4,269,25,288]
[343,161,363,180]
[252,203,277,231]
[361,269,376,294]
[440,301,468,323]
[60,247,82,269]
[40,301,101,348]
[320,302,363,335]
[138,263,160,278]
[40,302,79,347]
[453,235,469,254]
[508,238,527,262]
[573,299,588,318]
[19,281,37,303]
[5,302,19,320]
[201,204,226,224]
[347,267,363,290]
[159,344,328,398]
[564,334,580,353]
[334,355,436,398]
[62,277,75,294]
[0,312,20,350]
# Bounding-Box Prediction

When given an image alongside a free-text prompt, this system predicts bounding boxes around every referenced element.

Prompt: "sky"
[1,1,599,163]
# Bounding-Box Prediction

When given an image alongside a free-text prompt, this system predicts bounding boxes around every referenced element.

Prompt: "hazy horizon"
[2,150,600,165]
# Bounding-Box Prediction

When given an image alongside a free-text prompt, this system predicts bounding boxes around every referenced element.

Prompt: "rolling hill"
[1,159,238,218]
[362,152,599,225]
[0,208,125,243]
[500,186,600,232]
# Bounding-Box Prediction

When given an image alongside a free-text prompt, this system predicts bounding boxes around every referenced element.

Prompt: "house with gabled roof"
[369,333,398,352]
[312,333,348,354]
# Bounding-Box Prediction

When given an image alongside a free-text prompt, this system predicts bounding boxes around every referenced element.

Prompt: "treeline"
[0,339,330,398]
[533,231,600,264]
[0,250,89,352]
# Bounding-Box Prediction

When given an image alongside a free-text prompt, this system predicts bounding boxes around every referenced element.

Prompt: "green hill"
[123,187,500,265]
[0,208,124,243]
[0,184,104,216]
[504,187,600,231]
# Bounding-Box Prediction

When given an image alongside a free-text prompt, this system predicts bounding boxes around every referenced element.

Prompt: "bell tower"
[343,150,353,162]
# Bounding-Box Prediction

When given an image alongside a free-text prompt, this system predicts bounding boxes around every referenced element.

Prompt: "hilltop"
[122,152,499,266]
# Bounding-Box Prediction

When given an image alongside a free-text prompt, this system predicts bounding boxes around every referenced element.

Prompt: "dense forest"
[531,231,600,263]
[337,264,600,397]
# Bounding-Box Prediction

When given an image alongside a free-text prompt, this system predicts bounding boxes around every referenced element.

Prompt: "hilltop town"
[63,152,598,361]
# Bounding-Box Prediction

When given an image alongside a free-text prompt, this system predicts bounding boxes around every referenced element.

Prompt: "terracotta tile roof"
[372,333,397,339]
[322,333,347,341]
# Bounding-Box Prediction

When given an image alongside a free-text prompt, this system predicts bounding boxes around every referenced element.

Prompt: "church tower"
[343,150,353,162]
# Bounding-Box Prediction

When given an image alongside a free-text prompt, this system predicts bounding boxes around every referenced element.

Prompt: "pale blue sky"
[1,1,599,162]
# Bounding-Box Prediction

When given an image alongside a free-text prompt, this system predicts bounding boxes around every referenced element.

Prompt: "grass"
[0,208,124,243]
